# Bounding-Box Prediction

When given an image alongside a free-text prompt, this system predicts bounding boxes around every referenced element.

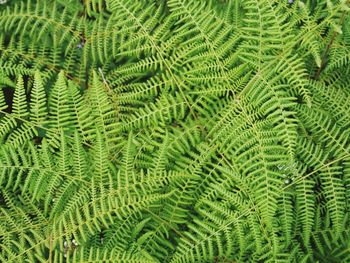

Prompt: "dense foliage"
[0,0,350,262]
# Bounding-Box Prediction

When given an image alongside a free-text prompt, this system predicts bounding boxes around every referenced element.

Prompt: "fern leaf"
[12,75,28,118]
[29,71,47,125]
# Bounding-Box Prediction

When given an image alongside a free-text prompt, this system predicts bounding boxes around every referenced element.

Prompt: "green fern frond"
[0,0,350,262]
[12,75,28,118]
[29,71,47,125]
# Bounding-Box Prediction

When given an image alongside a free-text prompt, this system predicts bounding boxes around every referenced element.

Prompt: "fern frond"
[46,71,75,147]
[12,75,28,118]
[0,0,350,261]
[29,71,47,125]
[88,71,120,150]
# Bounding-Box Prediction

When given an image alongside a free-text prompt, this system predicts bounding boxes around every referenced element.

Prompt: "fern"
[0,0,350,262]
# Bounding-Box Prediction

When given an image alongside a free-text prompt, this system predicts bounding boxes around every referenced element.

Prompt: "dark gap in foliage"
[2,86,14,113]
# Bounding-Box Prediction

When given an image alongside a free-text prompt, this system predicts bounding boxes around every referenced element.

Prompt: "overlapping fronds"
[0,0,350,262]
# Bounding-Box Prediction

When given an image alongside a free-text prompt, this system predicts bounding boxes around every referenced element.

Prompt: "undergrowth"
[0,0,350,262]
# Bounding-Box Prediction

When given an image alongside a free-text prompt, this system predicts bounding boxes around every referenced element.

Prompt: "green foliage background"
[0,0,350,262]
